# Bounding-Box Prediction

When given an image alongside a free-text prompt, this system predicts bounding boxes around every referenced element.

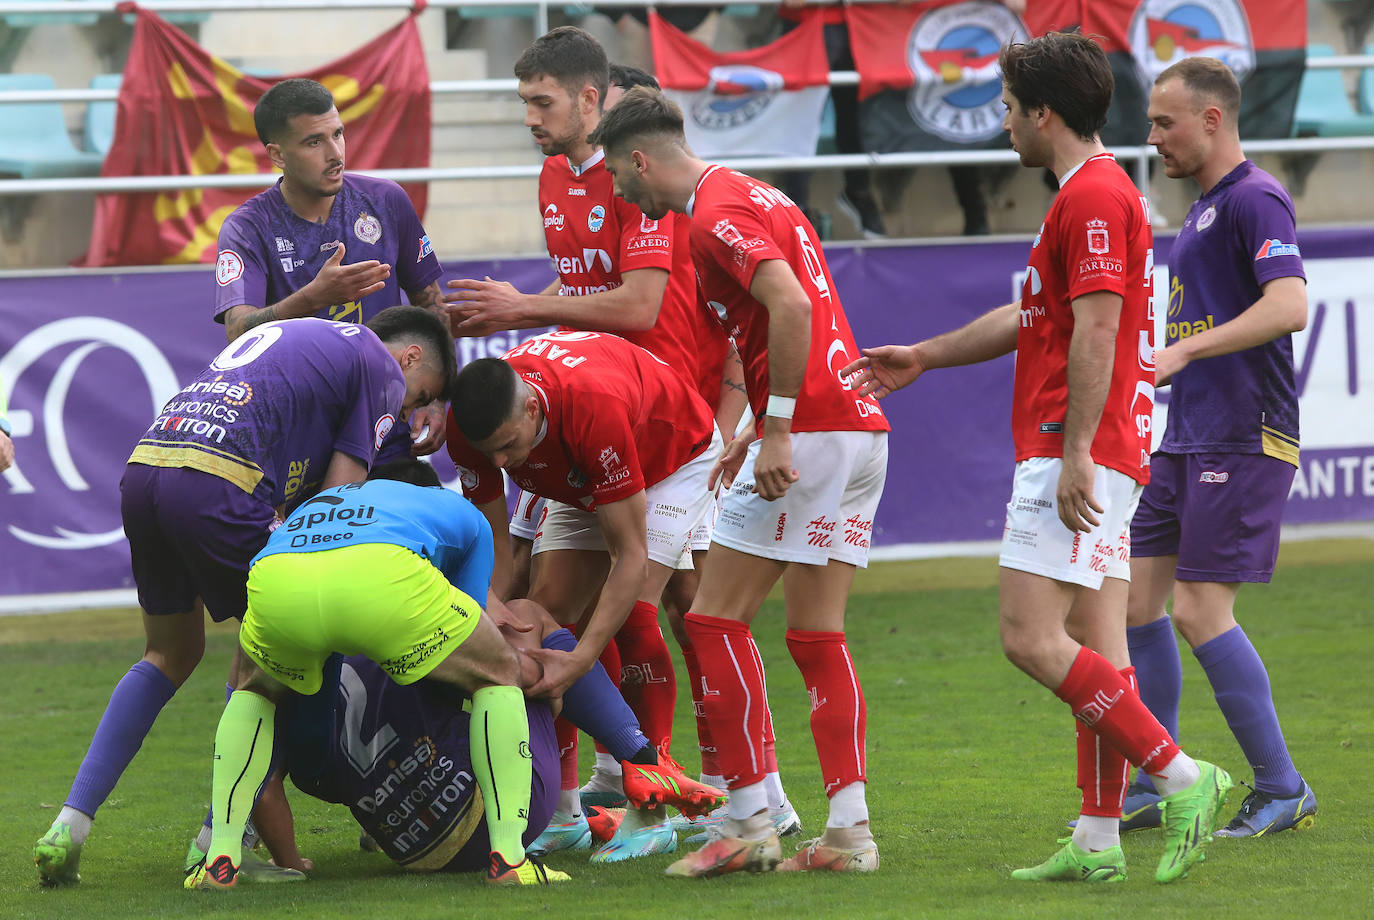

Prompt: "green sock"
[470,685,532,865]
[206,690,276,868]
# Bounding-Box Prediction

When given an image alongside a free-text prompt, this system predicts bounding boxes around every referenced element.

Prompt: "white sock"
[1148,751,1201,798]
[726,780,768,822]
[593,752,623,777]
[1071,815,1120,852]
[763,771,786,810]
[557,789,582,818]
[622,804,666,832]
[55,807,93,846]
[826,781,869,828]
[700,773,726,791]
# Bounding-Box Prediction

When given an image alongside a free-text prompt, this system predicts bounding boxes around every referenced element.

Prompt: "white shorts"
[509,490,546,542]
[688,495,717,554]
[532,429,722,570]
[712,430,888,567]
[998,456,1143,590]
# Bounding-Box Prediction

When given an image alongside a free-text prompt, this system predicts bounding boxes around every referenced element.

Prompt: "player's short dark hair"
[450,357,522,443]
[365,305,458,395]
[1156,56,1241,122]
[254,78,336,146]
[367,459,442,487]
[999,31,1114,142]
[609,63,659,92]
[514,26,609,108]
[587,86,686,158]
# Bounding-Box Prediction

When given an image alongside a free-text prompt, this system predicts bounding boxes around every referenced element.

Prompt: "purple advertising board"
[2,229,1371,606]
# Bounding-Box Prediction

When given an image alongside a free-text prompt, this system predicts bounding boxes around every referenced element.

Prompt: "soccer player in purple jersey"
[1119,56,1315,837]
[215,78,451,454]
[33,308,456,887]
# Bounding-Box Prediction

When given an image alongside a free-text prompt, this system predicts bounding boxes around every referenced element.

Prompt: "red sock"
[680,639,720,776]
[1056,648,1178,773]
[592,639,622,757]
[684,611,768,790]
[1074,665,1136,818]
[785,629,867,795]
[615,601,676,753]
[555,716,579,791]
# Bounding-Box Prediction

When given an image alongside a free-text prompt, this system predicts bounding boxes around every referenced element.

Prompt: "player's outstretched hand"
[523,646,592,699]
[409,402,447,456]
[310,242,391,306]
[753,434,798,501]
[443,277,525,337]
[841,345,926,399]
[708,434,751,491]
[1056,450,1103,533]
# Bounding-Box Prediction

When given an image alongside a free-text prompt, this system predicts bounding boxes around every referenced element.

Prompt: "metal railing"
[0,0,1372,199]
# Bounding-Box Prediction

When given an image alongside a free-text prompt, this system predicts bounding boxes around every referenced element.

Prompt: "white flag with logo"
[649,10,830,159]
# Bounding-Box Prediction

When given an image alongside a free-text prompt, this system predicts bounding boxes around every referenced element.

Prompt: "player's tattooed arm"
[223,304,279,341]
[407,279,445,315]
[716,342,750,440]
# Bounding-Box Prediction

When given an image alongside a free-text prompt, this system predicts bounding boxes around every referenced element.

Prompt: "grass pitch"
[2,540,1371,919]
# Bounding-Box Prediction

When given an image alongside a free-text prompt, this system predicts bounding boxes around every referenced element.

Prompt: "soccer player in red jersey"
[443,29,747,832]
[844,32,1233,884]
[590,88,891,877]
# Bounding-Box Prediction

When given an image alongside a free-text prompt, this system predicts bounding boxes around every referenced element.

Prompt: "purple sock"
[1126,615,1182,794]
[542,628,649,761]
[65,660,177,817]
[1194,625,1304,798]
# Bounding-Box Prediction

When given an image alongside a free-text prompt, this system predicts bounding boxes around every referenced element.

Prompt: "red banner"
[650,9,831,157]
[846,0,1304,151]
[82,9,430,267]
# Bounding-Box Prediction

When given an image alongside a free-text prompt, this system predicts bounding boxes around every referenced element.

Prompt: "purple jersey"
[127,318,404,509]
[1162,161,1305,464]
[214,174,443,325]
[297,656,556,870]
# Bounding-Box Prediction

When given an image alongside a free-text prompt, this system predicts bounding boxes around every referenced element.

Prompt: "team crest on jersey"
[373,414,395,450]
[588,205,606,233]
[690,66,785,131]
[640,213,659,233]
[1128,0,1255,95]
[353,212,382,245]
[905,2,1030,144]
[1086,218,1110,255]
[1196,205,1217,231]
[568,467,588,489]
[216,249,244,286]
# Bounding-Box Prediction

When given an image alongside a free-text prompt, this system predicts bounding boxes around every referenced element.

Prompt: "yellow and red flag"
[82,7,430,266]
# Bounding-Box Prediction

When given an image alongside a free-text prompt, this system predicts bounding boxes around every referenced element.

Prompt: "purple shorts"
[444,700,559,872]
[1130,452,1295,583]
[121,464,276,622]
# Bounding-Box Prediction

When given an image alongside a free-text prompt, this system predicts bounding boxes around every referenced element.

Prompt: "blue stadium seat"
[121,9,209,25]
[0,0,97,27]
[457,5,536,18]
[721,5,761,16]
[1292,44,1374,136]
[816,95,836,155]
[0,74,104,179]
[1359,44,1374,114]
[83,73,121,156]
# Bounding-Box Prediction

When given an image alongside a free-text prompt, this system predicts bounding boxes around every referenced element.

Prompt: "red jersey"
[687,166,889,435]
[1015,153,1155,483]
[538,152,715,401]
[446,331,715,510]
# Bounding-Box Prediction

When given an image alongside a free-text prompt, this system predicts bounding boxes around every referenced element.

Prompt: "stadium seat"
[457,4,536,18]
[1291,44,1374,136]
[0,74,105,179]
[816,95,836,155]
[82,73,121,156]
[0,0,97,28]
[721,5,761,16]
[121,8,209,25]
[1358,44,1374,114]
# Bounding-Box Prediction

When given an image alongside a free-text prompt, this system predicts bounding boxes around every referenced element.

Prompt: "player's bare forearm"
[224,287,321,341]
[1063,292,1121,454]
[750,261,811,398]
[407,280,445,315]
[715,344,750,438]
[320,450,368,492]
[579,495,649,659]
[518,268,667,332]
[914,301,1021,370]
[251,768,310,872]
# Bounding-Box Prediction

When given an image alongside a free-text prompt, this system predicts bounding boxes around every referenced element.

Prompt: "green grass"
[2,542,1372,919]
